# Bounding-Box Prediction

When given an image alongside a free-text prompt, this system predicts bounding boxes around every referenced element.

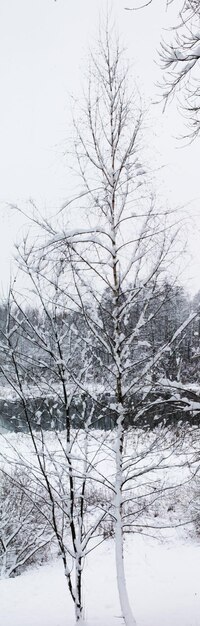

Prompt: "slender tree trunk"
[111,181,137,624]
[115,413,137,626]
[75,556,83,622]
[0,548,7,579]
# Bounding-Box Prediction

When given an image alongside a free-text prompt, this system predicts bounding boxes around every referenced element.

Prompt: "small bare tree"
[0,262,112,623]
[0,468,53,578]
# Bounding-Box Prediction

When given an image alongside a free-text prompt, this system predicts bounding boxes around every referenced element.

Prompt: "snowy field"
[1,533,200,626]
[0,428,199,625]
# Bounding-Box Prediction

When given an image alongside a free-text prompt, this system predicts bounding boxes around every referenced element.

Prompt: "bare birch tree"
[1,17,199,626]
[39,22,199,626]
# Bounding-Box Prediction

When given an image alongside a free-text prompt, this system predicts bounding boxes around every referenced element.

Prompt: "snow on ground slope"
[1,534,200,626]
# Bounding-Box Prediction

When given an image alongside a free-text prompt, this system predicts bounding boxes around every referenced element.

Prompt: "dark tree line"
[0,281,199,432]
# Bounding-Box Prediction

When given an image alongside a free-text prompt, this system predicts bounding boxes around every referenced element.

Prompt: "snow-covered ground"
[0,428,199,625]
[1,533,200,626]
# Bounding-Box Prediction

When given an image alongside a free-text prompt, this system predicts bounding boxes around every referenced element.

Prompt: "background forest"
[0,282,200,433]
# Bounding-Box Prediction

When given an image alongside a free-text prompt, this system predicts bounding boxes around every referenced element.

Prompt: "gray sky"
[0,0,199,296]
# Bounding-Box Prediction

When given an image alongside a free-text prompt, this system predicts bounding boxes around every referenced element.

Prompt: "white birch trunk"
[115,520,137,626]
[115,415,137,626]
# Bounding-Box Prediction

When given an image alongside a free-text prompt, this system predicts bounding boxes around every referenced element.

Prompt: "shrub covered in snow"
[0,469,54,578]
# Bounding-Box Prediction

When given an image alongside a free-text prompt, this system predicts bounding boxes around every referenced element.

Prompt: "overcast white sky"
[0,0,199,296]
